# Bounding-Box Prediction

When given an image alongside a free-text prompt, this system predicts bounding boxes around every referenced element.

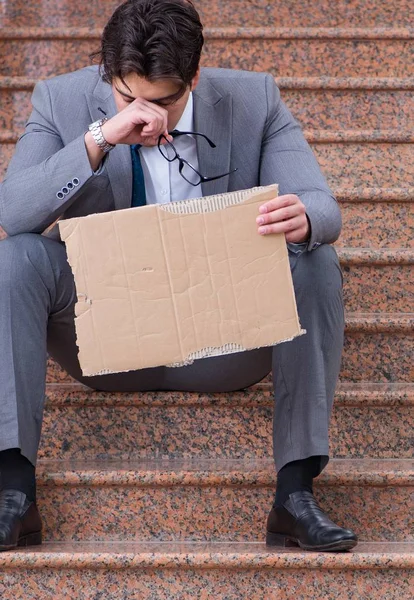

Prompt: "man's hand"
[85,97,172,171]
[256,194,310,243]
[102,97,170,147]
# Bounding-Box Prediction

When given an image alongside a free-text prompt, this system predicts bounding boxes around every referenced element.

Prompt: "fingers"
[131,98,168,139]
[256,194,310,242]
[257,214,305,235]
[256,202,304,227]
[103,97,169,146]
[258,194,299,214]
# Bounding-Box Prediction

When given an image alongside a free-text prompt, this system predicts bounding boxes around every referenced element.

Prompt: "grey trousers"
[0,233,344,473]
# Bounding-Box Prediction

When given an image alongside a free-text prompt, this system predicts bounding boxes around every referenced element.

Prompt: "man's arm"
[0,80,106,237]
[259,74,341,250]
[0,79,171,237]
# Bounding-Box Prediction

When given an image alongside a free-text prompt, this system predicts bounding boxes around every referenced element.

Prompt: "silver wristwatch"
[88,118,115,153]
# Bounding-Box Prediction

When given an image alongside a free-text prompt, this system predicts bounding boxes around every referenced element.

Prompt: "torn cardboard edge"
[59,184,305,376]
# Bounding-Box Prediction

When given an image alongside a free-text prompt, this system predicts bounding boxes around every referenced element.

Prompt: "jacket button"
[67,182,74,190]
[62,187,69,195]
[56,191,64,199]
[72,178,80,186]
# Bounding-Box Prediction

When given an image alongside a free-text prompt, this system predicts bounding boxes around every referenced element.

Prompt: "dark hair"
[94,0,204,98]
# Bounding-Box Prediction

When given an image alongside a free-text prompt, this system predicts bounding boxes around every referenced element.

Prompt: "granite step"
[2,76,414,133]
[342,313,413,382]
[2,0,413,28]
[0,27,413,78]
[45,312,414,383]
[338,248,413,312]
[33,458,413,542]
[312,142,413,189]
[0,541,413,600]
[334,188,414,248]
[38,382,414,461]
[2,137,413,188]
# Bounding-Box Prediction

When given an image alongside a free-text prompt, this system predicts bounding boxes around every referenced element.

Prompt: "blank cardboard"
[59,185,305,376]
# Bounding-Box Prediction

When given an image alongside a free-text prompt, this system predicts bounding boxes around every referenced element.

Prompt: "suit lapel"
[85,77,132,211]
[193,82,233,197]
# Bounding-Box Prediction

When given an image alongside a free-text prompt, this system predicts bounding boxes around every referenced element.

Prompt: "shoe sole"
[0,531,42,552]
[266,531,358,552]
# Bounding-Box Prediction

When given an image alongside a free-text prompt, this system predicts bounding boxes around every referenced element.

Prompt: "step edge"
[1,542,413,570]
[2,26,414,40]
[344,312,414,333]
[337,248,414,265]
[44,382,414,408]
[3,76,414,91]
[35,458,414,488]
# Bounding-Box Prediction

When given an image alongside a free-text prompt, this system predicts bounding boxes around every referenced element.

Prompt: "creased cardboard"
[59,184,305,376]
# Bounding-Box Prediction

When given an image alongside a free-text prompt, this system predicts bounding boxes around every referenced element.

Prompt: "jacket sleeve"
[0,79,102,236]
[260,73,342,250]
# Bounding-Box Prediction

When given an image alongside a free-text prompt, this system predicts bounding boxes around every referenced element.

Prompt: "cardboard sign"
[59,185,304,376]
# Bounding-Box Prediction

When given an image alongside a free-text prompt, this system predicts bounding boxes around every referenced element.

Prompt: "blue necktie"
[130,144,147,207]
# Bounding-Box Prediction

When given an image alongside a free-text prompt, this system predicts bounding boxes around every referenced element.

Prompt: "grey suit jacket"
[0,66,341,249]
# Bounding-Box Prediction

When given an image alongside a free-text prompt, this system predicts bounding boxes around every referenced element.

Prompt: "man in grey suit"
[0,0,357,551]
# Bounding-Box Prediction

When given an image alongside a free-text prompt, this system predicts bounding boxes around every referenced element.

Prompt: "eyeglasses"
[158,129,238,186]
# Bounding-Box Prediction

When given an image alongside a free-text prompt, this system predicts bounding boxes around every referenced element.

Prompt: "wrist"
[101,121,117,147]
[88,118,115,153]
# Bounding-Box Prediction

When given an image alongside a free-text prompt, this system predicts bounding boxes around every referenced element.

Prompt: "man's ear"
[190,67,201,90]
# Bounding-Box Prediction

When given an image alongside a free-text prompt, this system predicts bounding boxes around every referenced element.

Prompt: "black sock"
[0,448,36,503]
[274,456,322,507]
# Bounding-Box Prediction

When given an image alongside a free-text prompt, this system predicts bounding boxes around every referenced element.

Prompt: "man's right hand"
[101,97,170,147]
[84,97,171,172]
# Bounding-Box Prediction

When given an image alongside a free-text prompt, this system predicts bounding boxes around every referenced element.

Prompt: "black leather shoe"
[266,491,357,552]
[0,490,42,551]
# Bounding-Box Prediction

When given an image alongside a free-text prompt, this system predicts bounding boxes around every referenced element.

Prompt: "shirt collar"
[174,92,194,133]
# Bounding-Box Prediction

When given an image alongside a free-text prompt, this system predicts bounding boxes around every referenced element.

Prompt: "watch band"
[88,118,115,153]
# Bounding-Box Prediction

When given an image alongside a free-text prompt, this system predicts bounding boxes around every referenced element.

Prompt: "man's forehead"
[114,74,181,100]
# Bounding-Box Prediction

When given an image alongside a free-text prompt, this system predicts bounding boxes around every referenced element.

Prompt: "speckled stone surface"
[0,142,14,181]
[0,37,413,78]
[284,89,414,131]
[0,39,97,78]
[37,383,414,460]
[313,143,414,188]
[30,458,413,542]
[202,38,414,78]
[0,88,32,132]
[0,542,412,599]
[2,0,414,28]
[338,249,414,312]
[342,330,414,382]
[336,201,414,248]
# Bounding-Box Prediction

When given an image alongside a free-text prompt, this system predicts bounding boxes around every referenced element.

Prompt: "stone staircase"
[0,0,413,597]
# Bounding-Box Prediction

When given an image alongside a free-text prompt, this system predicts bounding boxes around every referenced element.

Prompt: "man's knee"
[0,234,41,280]
[289,243,343,299]
[0,233,67,284]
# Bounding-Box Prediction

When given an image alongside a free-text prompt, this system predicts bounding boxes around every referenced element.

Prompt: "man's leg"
[0,233,77,550]
[267,242,357,551]
[272,242,344,475]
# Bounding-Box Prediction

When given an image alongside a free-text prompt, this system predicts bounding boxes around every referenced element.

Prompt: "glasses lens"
[180,161,202,186]
[159,140,177,161]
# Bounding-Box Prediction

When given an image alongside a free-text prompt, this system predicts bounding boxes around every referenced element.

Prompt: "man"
[0,0,357,552]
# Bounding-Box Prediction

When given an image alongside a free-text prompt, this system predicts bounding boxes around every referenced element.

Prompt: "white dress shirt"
[139,92,203,204]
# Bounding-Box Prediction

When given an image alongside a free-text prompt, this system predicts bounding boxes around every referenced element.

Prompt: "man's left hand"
[256,194,310,243]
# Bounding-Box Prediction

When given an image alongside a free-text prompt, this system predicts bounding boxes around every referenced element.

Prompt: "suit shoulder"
[39,66,101,95]
[199,68,276,99]
[200,68,271,86]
